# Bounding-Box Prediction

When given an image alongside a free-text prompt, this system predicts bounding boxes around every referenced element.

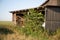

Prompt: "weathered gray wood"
[45,6,60,31]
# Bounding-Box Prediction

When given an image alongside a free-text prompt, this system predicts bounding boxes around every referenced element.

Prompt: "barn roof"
[10,0,48,13]
[10,6,45,13]
[41,0,49,6]
[10,0,60,13]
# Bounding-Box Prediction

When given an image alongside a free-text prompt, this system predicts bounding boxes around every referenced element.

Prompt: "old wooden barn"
[10,0,60,31]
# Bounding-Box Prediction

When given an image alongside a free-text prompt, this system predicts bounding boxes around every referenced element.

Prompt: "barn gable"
[41,0,60,6]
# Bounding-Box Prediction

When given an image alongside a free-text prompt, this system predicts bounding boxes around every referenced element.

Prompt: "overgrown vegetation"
[0,9,60,40]
[0,21,60,40]
[15,9,60,40]
[20,9,44,36]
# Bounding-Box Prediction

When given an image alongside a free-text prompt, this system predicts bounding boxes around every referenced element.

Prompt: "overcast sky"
[0,0,46,21]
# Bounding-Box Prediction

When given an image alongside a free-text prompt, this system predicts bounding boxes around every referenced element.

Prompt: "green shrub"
[19,9,44,37]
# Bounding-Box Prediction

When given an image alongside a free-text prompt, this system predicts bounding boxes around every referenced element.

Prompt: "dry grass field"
[0,21,38,40]
[0,21,60,40]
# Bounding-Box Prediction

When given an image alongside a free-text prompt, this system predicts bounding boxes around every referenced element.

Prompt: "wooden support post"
[12,13,16,25]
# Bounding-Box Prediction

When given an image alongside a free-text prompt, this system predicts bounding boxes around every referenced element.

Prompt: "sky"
[0,0,46,21]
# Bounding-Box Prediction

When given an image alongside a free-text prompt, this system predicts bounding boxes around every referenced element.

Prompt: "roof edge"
[41,0,49,6]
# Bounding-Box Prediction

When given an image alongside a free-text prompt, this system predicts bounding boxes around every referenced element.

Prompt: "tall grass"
[0,21,60,40]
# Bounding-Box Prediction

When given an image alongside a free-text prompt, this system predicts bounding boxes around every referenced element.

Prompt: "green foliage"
[21,9,44,36]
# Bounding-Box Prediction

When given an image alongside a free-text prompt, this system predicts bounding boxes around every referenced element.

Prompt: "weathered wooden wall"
[45,6,60,31]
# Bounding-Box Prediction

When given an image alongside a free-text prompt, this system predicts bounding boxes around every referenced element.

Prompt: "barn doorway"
[16,14,24,26]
